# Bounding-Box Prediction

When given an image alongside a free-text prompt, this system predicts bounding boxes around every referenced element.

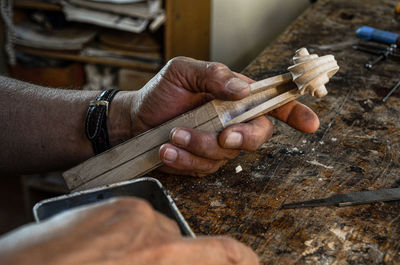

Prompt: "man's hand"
[127,57,319,177]
[0,198,259,265]
[0,57,318,175]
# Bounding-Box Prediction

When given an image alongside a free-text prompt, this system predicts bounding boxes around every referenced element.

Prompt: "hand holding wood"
[63,49,339,191]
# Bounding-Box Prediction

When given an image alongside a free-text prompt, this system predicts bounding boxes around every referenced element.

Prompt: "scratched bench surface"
[150,0,400,264]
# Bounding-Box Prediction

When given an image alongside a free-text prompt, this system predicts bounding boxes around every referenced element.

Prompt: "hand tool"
[353,42,393,55]
[62,48,339,192]
[353,42,400,69]
[281,187,400,209]
[356,26,400,45]
[365,51,389,69]
[383,79,400,102]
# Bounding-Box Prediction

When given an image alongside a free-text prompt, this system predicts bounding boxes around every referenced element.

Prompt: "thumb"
[164,57,251,100]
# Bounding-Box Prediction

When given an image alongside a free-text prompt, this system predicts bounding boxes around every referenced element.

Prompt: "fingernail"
[172,129,191,147]
[225,78,249,93]
[224,132,243,148]
[163,148,178,162]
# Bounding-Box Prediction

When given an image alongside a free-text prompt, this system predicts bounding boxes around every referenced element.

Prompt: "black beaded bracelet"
[85,89,120,155]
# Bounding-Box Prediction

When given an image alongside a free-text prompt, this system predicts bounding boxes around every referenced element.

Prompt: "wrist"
[108,91,137,147]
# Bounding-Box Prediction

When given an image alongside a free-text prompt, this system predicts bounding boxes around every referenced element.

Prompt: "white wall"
[211,0,310,71]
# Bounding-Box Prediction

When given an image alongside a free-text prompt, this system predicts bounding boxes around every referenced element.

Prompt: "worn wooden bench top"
[151,0,400,263]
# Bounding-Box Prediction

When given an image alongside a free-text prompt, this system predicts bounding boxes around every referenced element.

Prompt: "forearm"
[0,76,135,174]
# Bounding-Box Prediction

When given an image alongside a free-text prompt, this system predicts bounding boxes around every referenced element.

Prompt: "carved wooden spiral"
[288,47,339,98]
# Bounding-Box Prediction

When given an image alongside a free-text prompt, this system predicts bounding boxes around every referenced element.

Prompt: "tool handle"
[356,26,399,45]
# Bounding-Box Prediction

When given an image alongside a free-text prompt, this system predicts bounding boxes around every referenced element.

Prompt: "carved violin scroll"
[288,47,339,98]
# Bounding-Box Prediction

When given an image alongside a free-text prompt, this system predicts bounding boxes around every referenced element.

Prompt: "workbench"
[151,0,400,263]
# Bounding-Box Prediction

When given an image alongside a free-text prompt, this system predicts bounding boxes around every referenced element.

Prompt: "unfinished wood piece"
[63,48,339,191]
[288,47,339,98]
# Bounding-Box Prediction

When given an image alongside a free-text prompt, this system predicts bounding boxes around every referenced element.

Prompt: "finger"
[219,116,274,151]
[102,198,181,236]
[170,127,240,160]
[77,198,182,242]
[164,57,251,100]
[178,237,259,265]
[233,72,256,84]
[84,197,159,224]
[159,144,228,176]
[268,100,319,133]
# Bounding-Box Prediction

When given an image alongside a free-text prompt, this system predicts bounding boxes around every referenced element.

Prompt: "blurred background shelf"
[7,0,211,90]
[14,0,62,11]
[16,45,162,72]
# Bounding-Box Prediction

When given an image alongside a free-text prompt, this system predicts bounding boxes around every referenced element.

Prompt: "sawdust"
[306,159,334,169]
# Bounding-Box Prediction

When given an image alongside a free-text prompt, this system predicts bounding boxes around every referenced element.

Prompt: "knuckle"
[206,62,229,76]
[166,56,189,67]
[209,237,244,263]
[197,132,216,150]
[246,128,267,150]
[116,198,155,218]
[218,237,247,264]
[196,132,235,160]
[157,240,187,259]
[218,237,238,249]
[155,212,182,235]
[202,160,225,175]
[247,134,261,151]
[102,198,155,219]
[186,155,196,168]
[163,56,192,75]
[133,199,154,213]
[203,160,220,173]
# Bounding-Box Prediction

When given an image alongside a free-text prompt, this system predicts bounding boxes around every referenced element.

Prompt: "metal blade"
[281,187,400,209]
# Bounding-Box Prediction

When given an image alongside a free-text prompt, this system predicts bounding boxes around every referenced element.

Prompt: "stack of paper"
[61,0,163,33]
[14,22,97,50]
[69,0,160,19]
